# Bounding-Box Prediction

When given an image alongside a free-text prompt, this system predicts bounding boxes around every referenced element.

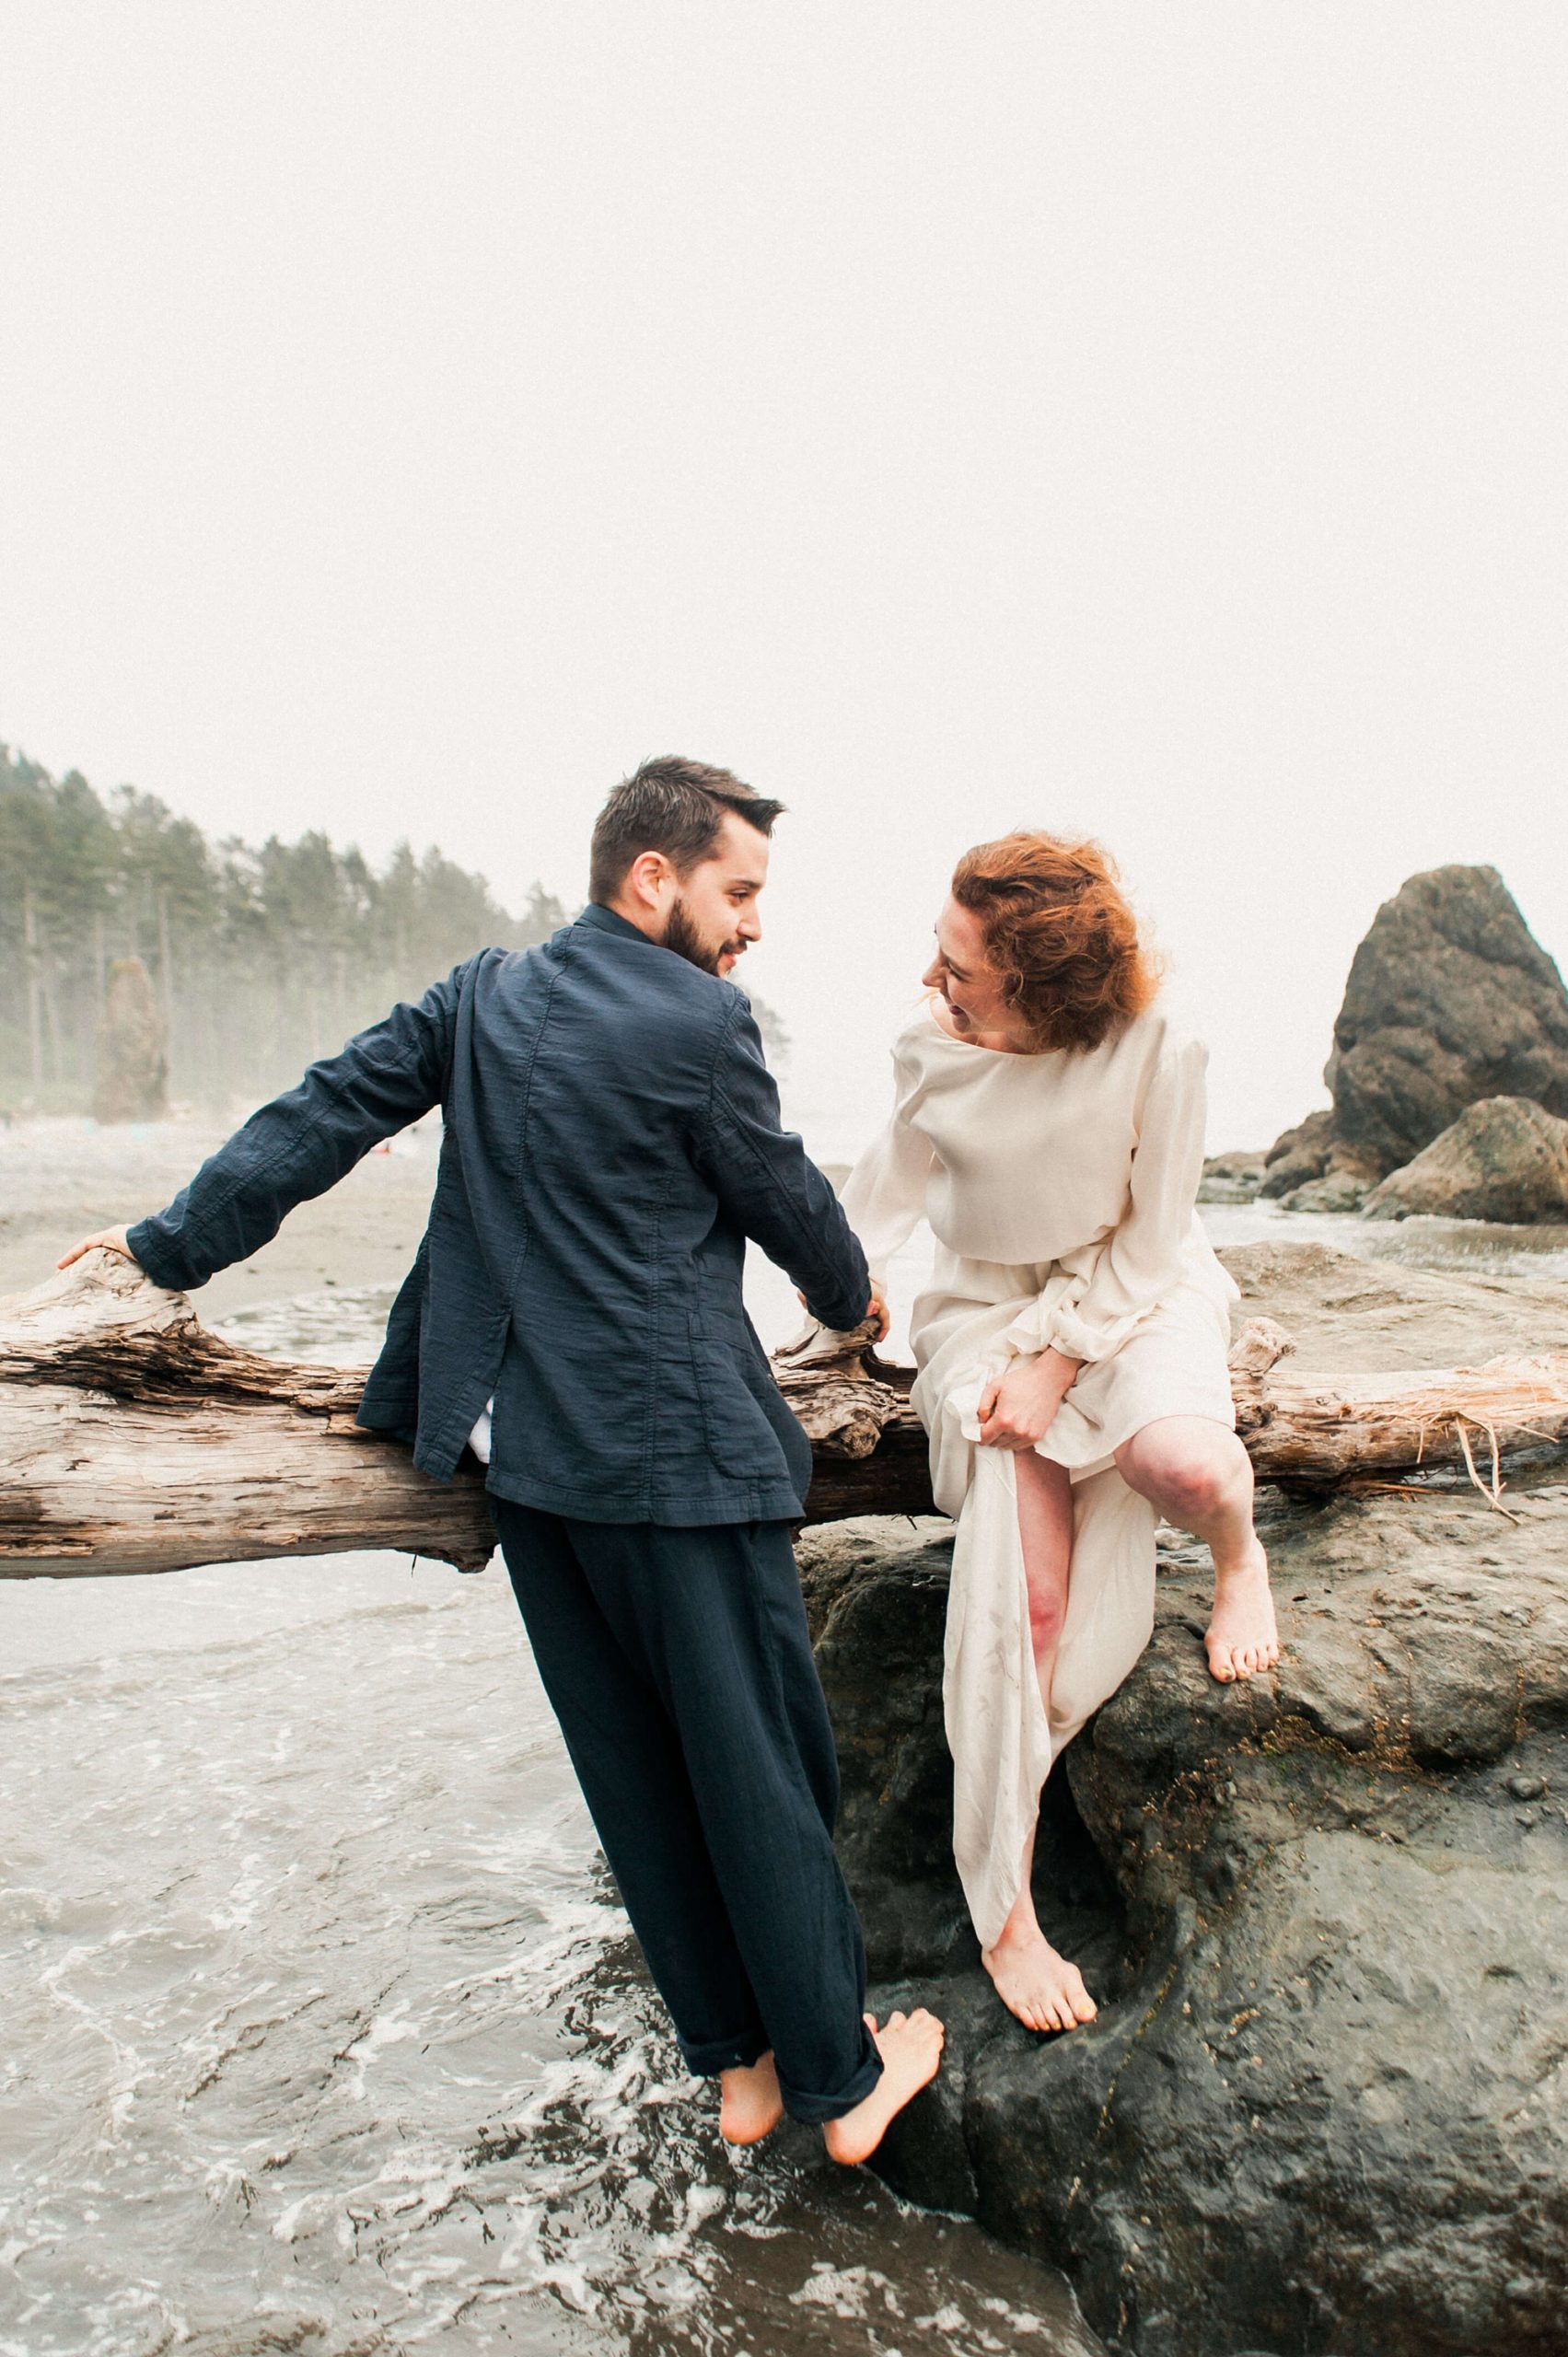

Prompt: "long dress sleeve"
[839,1039,936,1289]
[1039,1036,1209,1363]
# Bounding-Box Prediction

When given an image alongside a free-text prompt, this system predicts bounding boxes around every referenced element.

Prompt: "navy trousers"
[492,1501,883,2125]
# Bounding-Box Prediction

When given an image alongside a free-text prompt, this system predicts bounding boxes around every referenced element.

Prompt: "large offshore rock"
[1365,1095,1568,1225]
[807,1244,1568,2357]
[1324,865,1568,1178]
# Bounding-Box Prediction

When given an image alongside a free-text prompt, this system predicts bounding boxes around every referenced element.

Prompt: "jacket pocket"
[687,1303,780,1480]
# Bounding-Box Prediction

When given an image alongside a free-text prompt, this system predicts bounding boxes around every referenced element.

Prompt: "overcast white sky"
[3,4,1564,1155]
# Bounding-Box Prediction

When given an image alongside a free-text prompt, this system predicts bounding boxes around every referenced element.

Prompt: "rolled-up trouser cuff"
[679,2026,770,2077]
[777,2036,884,2126]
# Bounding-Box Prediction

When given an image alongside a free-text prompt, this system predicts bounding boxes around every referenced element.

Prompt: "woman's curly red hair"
[950,831,1159,1052]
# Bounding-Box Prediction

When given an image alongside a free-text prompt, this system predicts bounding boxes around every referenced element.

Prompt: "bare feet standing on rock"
[823,2011,946,2165]
[981,1852,1098,2035]
[719,2051,784,2145]
[1205,1536,1281,1683]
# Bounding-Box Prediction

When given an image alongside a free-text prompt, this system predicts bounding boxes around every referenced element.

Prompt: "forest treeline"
[2,743,786,1117]
[0,743,571,1113]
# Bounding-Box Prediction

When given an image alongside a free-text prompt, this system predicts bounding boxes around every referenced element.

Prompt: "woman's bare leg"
[981,1450,1098,2035]
[1114,1416,1280,1682]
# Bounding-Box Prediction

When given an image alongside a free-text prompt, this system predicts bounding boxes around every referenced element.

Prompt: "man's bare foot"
[1206,1538,1281,1682]
[719,2051,784,2145]
[822,2010,945,2165]
[981,1925,1098,2034]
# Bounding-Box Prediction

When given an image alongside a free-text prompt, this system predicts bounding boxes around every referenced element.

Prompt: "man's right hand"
[793,1286,891,1343]
[57,1225,135,1271]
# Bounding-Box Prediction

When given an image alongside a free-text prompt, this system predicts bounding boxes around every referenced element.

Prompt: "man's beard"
[663,897,742,977]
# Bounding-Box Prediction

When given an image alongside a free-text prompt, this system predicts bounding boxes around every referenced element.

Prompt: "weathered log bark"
[4,1261,1567,1579]
[0,1255,495,1578]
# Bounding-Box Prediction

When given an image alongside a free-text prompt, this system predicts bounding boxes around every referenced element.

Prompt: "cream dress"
[839,999,1237,1949]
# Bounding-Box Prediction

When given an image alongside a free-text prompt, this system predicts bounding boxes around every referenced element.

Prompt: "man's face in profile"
[661,813,769,978]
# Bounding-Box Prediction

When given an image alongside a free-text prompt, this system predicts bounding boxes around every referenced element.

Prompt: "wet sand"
[0,1116,440,1319]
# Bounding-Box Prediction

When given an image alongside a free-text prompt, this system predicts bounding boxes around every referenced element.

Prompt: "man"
[62,756,942,2162]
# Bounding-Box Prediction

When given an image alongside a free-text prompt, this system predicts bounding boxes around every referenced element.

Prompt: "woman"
[841,832,1278,2036]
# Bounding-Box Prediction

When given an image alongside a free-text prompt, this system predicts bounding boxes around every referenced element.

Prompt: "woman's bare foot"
[982,1924,1098,2034]
[822,2011,946,2165]
[718,2051,784,2145]
[1206,1538,1281,1682]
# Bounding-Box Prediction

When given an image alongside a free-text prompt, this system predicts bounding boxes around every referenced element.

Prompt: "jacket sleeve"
[692,996,871,1333]
[837,1039,934,1288]
[126,966,467,1292]
[1037,1036,1209,1363]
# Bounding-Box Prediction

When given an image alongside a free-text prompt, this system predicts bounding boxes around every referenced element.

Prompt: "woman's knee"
[1124,1426,1248,1527]
[1028,1587,1066,1655]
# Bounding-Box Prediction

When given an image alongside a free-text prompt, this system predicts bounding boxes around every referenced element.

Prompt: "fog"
[4,4,1565,1155]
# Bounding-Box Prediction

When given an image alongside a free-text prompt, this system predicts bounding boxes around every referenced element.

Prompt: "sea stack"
[1259,865,1568,1203]
[92,957,168,1124]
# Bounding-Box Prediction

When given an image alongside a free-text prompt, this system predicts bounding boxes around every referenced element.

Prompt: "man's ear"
[625,850,673,911]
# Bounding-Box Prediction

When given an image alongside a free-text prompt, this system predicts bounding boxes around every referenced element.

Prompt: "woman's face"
[923,896,1031,1045]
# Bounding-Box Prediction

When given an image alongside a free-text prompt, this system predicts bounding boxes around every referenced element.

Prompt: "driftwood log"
[4,1257,1568,1580]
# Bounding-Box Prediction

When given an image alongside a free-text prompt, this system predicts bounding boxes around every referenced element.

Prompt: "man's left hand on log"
[794,1287,890,1343]
[57,1226,136,1271]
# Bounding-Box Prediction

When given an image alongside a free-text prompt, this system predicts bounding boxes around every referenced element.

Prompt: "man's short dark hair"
[588,757,784,905]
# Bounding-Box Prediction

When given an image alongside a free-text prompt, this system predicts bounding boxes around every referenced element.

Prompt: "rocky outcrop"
[1274,1168,1369,1214]
[805,1241,1568,2357]
[1258,1113,1379,1209]
[1365,1096,1568,1226]
[1323,865,1568,1179]
[1199,1150,1266,1205]
[1259,1108,1335,1199]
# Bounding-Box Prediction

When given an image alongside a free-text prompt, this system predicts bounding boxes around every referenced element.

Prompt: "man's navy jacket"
[127,904,870,1527]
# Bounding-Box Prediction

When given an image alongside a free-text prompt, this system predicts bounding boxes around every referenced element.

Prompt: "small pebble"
[1507,1775,1547,1802]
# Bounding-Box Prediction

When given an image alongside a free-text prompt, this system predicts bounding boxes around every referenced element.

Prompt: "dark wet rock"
[1259,1108,1335,1198]
[1324,865,1568,1180]
[93,956,168,1124]
[801,1518,972,1977]
[805,1244,1568,2357]
[1261,1116,1381,1205]
[1200,1150,1267,1205]
[1365,1095,1568,1225]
